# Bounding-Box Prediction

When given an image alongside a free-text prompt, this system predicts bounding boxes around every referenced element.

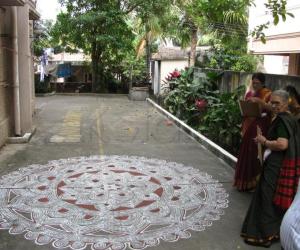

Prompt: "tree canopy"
[47,0,294,91]
[52,0,134,91]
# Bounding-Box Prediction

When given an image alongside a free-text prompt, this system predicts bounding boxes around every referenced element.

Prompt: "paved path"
[0,95,280,250]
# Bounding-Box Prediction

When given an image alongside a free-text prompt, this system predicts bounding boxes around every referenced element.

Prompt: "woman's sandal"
[244,239,272,248]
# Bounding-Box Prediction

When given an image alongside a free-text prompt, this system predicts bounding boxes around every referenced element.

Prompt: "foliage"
[34,74,51,93]
[173,0,250,66]
[164,68,246,155]
[103,54,146,93]
[32,20,53,56]
[52,0,175,92]
[52,0,134,92]
[199,85,245,154]
[250,0,294,43]
[197,43,259,72]
[46,0,292,94]
[164,68,219,125]
[172,0,293,66]
[132,0,174,81]
[125,55,146,78]
[231,55,259,72]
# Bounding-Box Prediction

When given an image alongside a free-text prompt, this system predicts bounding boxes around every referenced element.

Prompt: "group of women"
[233,73,300,248]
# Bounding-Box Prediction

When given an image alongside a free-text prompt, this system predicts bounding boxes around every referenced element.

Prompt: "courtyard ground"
[0,95,280,250]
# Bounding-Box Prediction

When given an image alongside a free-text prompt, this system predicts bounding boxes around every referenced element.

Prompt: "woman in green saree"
[241,90,300,248]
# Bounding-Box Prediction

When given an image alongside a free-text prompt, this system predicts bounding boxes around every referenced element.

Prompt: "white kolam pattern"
[0,155,229,250]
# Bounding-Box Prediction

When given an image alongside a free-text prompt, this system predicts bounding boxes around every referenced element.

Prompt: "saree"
[234,87,272,191]
[241,112,299,246]
[273,113,300,210]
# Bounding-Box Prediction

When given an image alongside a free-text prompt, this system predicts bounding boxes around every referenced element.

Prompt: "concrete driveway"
[0,95,280,250]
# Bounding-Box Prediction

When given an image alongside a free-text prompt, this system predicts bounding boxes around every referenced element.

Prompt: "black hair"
[285,85,300,104]
[252,72,266,85]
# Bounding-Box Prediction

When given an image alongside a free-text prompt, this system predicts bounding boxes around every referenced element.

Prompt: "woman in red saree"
[234,73,272,191]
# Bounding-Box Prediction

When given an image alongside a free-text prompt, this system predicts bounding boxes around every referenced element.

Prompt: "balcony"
[0,0,25,6]
[28,0,40,20]
[0,0,39,19]
[28,0,36,8]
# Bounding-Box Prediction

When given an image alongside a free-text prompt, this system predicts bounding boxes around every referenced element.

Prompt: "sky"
[36,0,62,21]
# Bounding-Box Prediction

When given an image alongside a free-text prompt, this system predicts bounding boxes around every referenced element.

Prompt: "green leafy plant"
[197,44,259,72]
[231,55,259,72]
[164,68,246,155]
[199,85,245,154]
[164,68,219,126]
[34,74,52,94]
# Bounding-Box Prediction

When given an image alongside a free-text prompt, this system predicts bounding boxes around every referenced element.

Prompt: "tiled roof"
[151,47,188,60]
[49,52,91,63]
[151,46,210,60]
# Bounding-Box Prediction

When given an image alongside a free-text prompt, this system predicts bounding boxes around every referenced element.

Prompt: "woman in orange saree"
[234,73,272,192]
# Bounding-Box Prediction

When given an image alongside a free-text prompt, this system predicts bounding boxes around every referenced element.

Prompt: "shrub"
[231,55,258,72]
[199,85,245,155]
[35,74,51,93]
[164,68,245,155]
[164,68,219,126]
[197,45,259,73]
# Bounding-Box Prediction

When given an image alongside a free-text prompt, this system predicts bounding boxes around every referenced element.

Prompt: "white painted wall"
[248,1,300,75]
[153,61,160,95]
[248,0,300,36]
[159,60,188,94]
[263,55,289,75]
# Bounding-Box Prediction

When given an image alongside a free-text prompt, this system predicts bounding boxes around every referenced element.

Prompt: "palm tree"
[173,0,249,67]
[134,15,162,82]
[132,3,177,83]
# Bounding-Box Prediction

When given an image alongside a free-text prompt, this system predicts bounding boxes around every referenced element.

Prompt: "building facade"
[248,0,300,76]
[0,0,39,148]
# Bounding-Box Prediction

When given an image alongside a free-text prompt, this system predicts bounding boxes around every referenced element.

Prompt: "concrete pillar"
[0,7,10,147]
[29,20,35,115]
[288,54,300,76]
[153,61,160,96]
[17,3,33,134]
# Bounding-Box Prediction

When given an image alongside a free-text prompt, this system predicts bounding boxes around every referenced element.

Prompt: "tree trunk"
[145,32,151,84]
[91,42,101,92]
[189,24,198,67]
[91,60,99,92]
